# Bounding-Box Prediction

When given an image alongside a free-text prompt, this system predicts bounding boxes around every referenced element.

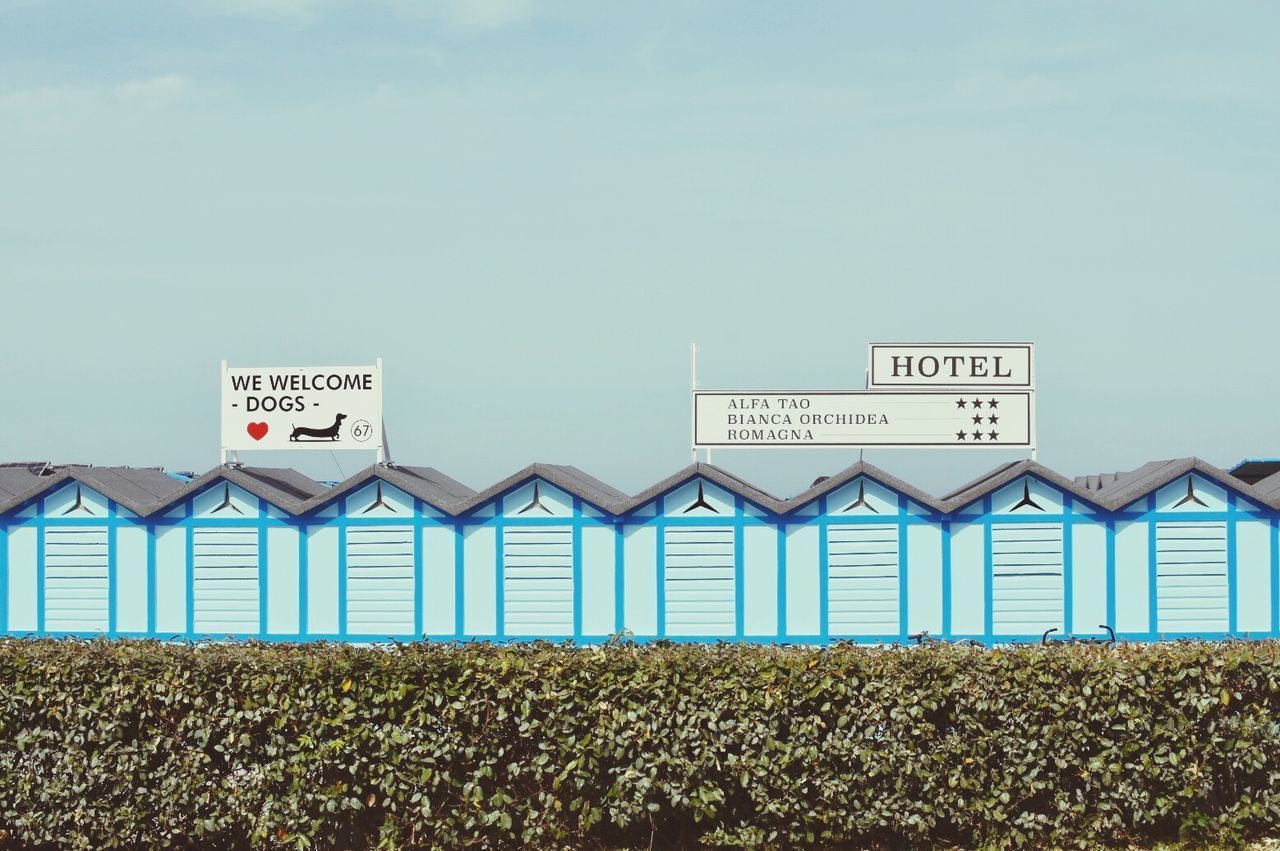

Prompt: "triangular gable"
[342,479,415,518]
[940,461,1109,515]
[1104,459,1271,514]
[190,480,260,519]
[617,463,784,518]
[455,464,625,518]
[41,481,111,518]
[782,462,939,517]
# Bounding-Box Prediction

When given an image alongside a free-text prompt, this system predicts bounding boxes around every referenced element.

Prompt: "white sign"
[693,391,1032,448]
[220,361,383,454]
[868,342,1034,389]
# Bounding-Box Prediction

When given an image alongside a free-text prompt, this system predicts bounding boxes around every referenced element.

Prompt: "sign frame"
[867,342,1035,390]
[692,389,1034,449]
[219,359,385,463]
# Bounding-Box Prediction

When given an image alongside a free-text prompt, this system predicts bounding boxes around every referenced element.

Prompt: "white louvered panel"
[1156,521,1228,633]
[346,526,415,635]
[664,527,735,636]
[827,524,899,636]
[44,527,109,632]
[991,523,1064,635]
[193,527,259,634]
[503,526,573,636]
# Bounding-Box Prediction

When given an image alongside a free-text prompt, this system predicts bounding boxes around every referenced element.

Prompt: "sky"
[1,1,1278,499]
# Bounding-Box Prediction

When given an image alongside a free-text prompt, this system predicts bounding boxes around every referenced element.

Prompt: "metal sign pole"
[689,343,699,463]
[375,357,386,465]
[219,359,229,466]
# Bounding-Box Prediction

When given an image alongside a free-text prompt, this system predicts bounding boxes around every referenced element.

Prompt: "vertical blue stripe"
[940,520,951,639]
[897,495,908,640]
[337,521,348,637]
[818,497,828,640]
[184,517,194,637]
[1061,495,1073,635]
[298,525,309,638]
[656,496,666,638]
[413,501,424,639]
[0,525,8,634]
[776,523,787,639]
[1147,495,1158,635]
[734,496,744,639]
[145,524,156,636]
[453,524,464,639]
[257,499,268,637]
[107,502,118,636]
[1105,520,1116,632]
[1227,493,1238,635]
[35,498,45,634]
[572,498,583,641]
[982,496,993,639]
[613,521,625,634]
[1270,517,1279,638]
[494,512,505,639]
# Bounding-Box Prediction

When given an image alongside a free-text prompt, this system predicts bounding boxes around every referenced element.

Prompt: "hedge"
[1,638,1278,850]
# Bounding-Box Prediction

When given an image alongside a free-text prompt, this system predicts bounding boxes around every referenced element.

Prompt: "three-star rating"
[956,398,1001,441]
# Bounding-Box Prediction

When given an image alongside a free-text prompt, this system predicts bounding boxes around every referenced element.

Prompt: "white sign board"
[867,342,1034,389]
[693,391,1032,448]
[220,362,383,454]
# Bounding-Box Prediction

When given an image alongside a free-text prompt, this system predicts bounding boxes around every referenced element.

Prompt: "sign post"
[220,361,384,464]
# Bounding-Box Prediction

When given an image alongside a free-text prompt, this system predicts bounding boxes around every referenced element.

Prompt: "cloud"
[112,74,192,104]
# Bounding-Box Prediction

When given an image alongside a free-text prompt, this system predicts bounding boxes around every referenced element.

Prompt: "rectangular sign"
[867,342,1034,389]
[221,362,382,453]
[693,390,1032,448]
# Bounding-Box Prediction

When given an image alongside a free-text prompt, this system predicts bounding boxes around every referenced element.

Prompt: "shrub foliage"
[0,638,1278,849]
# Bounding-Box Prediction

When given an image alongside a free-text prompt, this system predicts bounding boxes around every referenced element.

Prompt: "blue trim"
[1272,517,1280,637]
[655,496,666,639]
[258,499,268,637]
[414,501,424,638]
[614,521,625,634]
[146,523,157,635]
[107,501,118,636]
[337,522,348,638]
[494,511,505,640]
[818,497,828,641]
[298,525,309,637]
[184,519,194,637]
[1147,495,1158,635]
[897,494,908,640]
[1062,495,1073,635]
[734,496,745,639]
[572,498,583,640]
[453,524,464,639]
[0,525,8,634]
[940,520,951,639]
[1105,520,1116,631]
[982,496,993,638]
[776,523,787,638]
[1227,493,1238,635]
[35,498,45,634]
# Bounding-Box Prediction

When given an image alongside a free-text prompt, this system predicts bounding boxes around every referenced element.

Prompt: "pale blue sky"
[2,1,1278,497]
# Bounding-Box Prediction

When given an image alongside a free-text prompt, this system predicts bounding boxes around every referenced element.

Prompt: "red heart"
[247,422,269,441]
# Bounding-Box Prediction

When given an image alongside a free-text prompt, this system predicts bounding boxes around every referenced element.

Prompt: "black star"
[971,398,983,408]
[988,414,999,425]
[971,430,983,441]
[987,398,999,409]
[956,430,967,441]
[988,430,999,441]
[955,398,967,409]
[971,414,982,424]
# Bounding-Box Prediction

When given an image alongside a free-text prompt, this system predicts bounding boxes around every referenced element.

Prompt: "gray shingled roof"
[938,459,1111,513]
[456,463,631,515]
[70,466,187,515]
[303,463,475,514]
[0,463,59,513]
[617,463,788,515]
[783,461,945,514]
[1093,457,1273,511]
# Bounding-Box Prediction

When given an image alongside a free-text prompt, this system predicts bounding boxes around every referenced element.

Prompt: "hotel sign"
[692,391,1033,448]
[868,342,1034,389]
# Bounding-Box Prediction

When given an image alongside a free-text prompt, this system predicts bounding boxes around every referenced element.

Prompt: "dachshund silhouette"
[290,413,347,442]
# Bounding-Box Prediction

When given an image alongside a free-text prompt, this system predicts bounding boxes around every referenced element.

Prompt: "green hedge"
[1,638,1278,850]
